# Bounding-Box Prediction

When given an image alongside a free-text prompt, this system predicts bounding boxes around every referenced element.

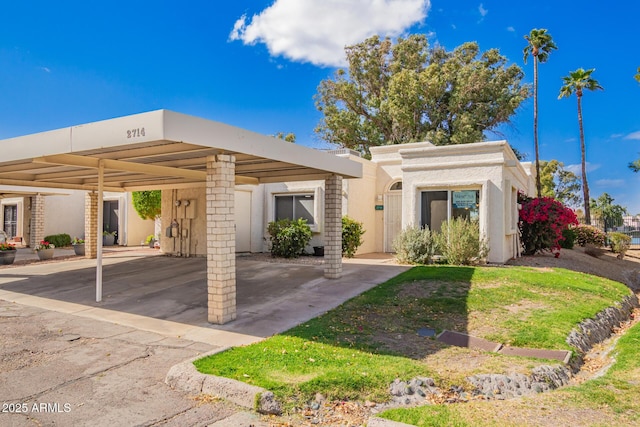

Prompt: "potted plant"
[72,237,85,256]
[0,242,17,265]
[34,240,55,260]
[103,227,116,246]
[145,234,156,248]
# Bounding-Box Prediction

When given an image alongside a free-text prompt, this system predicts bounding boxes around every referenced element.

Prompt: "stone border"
[465,293,639,400]
[567,294,639,354]
[165,347,266,410]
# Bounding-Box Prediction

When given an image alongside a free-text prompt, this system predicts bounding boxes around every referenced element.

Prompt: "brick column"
[324,175,343,279]
[85,192,98,259]
[29,194,45,249]
[206,154,236,324]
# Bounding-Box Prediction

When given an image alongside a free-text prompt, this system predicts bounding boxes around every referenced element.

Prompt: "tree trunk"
[534,56,542,198]
[577,94,591,224]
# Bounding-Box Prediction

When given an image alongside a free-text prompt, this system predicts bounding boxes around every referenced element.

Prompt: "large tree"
[523,28,557,197]
[539,159,581,207]
[558,68,603,225]
[315,35,530,157]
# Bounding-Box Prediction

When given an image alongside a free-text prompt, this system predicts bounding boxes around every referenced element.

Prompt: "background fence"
[580,215,640,249]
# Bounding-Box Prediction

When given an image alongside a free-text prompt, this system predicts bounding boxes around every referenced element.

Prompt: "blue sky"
[1,1,638,213]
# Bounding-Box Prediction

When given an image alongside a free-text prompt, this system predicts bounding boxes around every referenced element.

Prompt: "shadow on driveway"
[0,252,409,345]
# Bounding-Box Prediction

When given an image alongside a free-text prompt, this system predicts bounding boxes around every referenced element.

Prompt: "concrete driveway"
[0,249,408,426]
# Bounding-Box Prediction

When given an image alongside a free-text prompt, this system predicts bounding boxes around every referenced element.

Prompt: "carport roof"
[0,110,362,192]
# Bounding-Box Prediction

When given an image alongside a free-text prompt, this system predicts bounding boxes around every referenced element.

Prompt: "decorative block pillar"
[29,194,45,249]
[206,154,236,324]
[85,192,98,259]
[324,174,343,279]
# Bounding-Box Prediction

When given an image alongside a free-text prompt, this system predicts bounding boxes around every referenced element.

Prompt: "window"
[421,190,480,232]
[275,194,315,224]
[389,181,403,191]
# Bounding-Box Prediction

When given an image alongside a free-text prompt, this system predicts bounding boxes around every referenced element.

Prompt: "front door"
[103,200,119,241]
[3,205,17,239]
[384,193,402,252]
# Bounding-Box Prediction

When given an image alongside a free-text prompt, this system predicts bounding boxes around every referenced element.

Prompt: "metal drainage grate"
[417,328,436,337]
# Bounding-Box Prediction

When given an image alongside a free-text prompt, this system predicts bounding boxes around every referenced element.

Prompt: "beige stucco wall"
[398,141,532,263]
[44,191,85,239]
[370,142,434,253]
[125,192,155,247]
[343,156,378,254]
[160,186,208,256]
[259,155,376,256]
[262,181,326,251]
[160,184,267,256]
[235,184,265,253]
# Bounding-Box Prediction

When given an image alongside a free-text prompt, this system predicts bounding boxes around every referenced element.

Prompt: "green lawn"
[193,265,631,411]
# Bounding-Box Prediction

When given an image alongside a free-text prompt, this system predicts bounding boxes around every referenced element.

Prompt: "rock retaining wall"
[465,293,638,400]
[567,294,639,354]
[391,292,639,404]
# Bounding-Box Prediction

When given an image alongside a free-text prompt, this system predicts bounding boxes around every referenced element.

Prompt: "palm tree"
[558,68,603,225]
[524,29,557,198]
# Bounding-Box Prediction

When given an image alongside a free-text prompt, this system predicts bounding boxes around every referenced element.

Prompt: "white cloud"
[229,0,431,67]
[610,133,624,139]
[623,130,640,140]
[595,179,625,188]
[506,26,515,32]
[40,67,51,73]
[478,3,488,17]
[566,162,601,175]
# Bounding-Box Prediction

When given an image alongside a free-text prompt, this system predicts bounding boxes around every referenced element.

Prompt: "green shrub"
[608,232,631,258]
[560,227,576,249]
[392,226,437,264]
[436,218,489,265]
[43,233,71,248]
[267,218,312,258]
[342,216,365,258]
[574,224,606,247]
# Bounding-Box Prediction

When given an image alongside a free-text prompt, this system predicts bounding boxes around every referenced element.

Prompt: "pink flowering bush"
[518,195,578,256]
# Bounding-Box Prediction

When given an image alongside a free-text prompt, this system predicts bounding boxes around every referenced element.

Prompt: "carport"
[0,110,362,324]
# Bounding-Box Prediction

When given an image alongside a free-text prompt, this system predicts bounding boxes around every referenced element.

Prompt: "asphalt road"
[0,299,239,427]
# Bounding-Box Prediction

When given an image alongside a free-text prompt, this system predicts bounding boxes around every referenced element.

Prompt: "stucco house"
[0,110,534,324]
[0,186,154,248]
[161,141,534,264]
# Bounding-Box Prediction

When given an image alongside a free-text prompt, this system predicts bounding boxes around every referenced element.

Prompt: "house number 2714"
[126,128,146,138]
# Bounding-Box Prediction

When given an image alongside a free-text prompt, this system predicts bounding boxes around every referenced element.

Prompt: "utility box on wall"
[176,200,197,219]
